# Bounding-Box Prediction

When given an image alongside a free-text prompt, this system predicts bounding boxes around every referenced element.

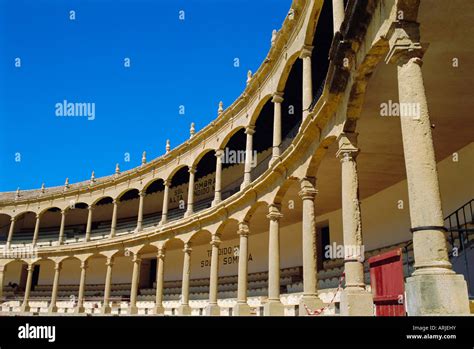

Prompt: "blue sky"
[0,0,291,191]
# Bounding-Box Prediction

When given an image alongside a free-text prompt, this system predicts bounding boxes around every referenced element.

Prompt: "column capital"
[238,221,250,237]
[385,21,427,66]
[163,179,171,187]
[61,208,68,215]
[132,254,141,264]
[188,166,196,175]
[54,262,62,272]
[244,125,256,136]
[215,149,224,158]
[336,132,359,161]
[267,204,283,221]
[157,248,166,260]
[26,263,34,272]
[105,257,114,267]
[112,199,118,205]
[299,45,313,59]
[211,234,222,247]
[10,216,16,223]
[299,177,318,200]
[88,204,95,211]
[80,261,88,270]
[139,190,146,198]
[271,92,284,104]
[183,243,192,254]
[35,213,41,220]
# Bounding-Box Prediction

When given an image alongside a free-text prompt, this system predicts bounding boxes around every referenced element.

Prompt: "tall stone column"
[102,257,114,314]
[206,234,221,316]
[58,209,67,245]
[269,93,284,166]
[154,248,166,314]
[20,264,34,312]
[298,178,323,315]
[85,205,94,242]
[241,126,256,189]
[178,243,192,315]
[48,261,62,313]
[160,180,171,225]
[336,133,373,316]
[75,260,88,313]
[184,167,196,217]
[128,254,141,315]
[137,190,145,232]
[32,214,41,247]
[0,265,5,301]
[300,46,313,121]
[110,199,118,238]
[386,22,469,315]
[6,217,16,249]
[264,204,284,315]
[233,222,251,316]
[332,0,345,34]
[212,149,224,206]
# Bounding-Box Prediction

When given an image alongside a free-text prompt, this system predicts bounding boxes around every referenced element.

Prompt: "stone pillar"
[110,199,118,238]
[298,178,323,315]
[128,254,141,315]
[102,257,114,314]
[269,93,284,166]
[336,133,374,316]
[300,46,313,120]
[206,234,221,316]
[85,205,94,242]
[32,214,41,247]
[386,22,469,315]
[48,261,62,313]
[20,264,34,312]
[6,217,16,249]
[0,265,5,301]
[178,243,192,315]
[137,190,145,232]
[154,248,166,314]
[241,126,256,189]
[58,209,67,245]
[184,167,196,217]
[75,260,88,313]
[264,204,284,315]
[160,180,171,225]
[233,222,251,315]
[212,149,224,206]
[332,0,345,34]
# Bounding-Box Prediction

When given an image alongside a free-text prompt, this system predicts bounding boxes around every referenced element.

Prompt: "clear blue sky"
[0,0,291,191]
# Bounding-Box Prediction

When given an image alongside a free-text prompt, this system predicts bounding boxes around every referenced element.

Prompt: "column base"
[263,300,284,316]
[154,305,165,315]
[268,156,280,167]
[101,304,112,314]
[233,302,251,316]
[20,303,30,313]
[299,296,324,316]
[177,304,192,315]
[74,305,85,314]
[211,199,221,207]
[205,304,221,316]
[340,287,374,316]
[128,305,138,315]
[406,272,470,315]
[240,181,250,191]
[48,305,57,313]
[184,210,193,218]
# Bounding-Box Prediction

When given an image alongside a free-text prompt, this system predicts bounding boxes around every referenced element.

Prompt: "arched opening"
[0,213,11,243]
[11,211,36,245]
[168,166,190,221]
[220,128,246,199]
[193,151,216,213]
[89,197,114,239]
[115,189,140,235]
[282,59,303,141]
[251,99,274,181]
[162,238,185,313]
[143,179,165,228]
[37,208,62,246]
[63,202,88,243]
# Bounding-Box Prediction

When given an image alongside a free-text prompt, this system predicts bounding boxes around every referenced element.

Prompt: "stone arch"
[247,93,273,127]
[218,126,245,151]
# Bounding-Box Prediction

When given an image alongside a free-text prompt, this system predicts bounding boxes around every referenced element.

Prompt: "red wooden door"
[368,248,406,316]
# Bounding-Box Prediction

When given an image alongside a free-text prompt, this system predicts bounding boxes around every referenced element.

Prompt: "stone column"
[184,167,196,217]
[75,260,88,313]
[128,254,141,315]
[102,257,114,314]
[300,46,313,120]
[32,214,41,247]
[386,23,469,315]
[332,0,345,34]
[178,243,192,315]
[20,264,34,312]
[264,204,284,315]
[48,261,62,313]
[160,180,171,225]
[336,133,374,316]
[269,93,284,166]
[0,265,5,301]
[136,190,145,232]
[298,178,323,315]
[154,248,165,314]
[233,222,251,316]
[212,149,224,206]
[6,217,16,249]
[58,209,67,245]
[241,126,256,189]
[110,199,118,238]
[85,205,94,242]
[206,234,221,316]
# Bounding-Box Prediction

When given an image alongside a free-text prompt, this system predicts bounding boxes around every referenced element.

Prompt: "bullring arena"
[0,0,473,317]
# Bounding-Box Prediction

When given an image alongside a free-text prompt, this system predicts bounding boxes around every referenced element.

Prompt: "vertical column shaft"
[85,206,93,242]
[300,46,313,120]
[270,93,284,165]
[154,248,165,314]
[32,214,41,247]
[110,200,118,238]
[21,264,34,312]
[213,150,224,206]
[209,235,221,305]
[49,262,62,312]
[185,168,196,217]
[76,261,88,313]
[129,254,141,314]
[6,217,16,249]
[242,126,255,189]
[332,0,345,34]
[181,243,192,306]
[58,210,67,245]
[102,257,114,314]
[161,181,170,224]
[137,191,145,232]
